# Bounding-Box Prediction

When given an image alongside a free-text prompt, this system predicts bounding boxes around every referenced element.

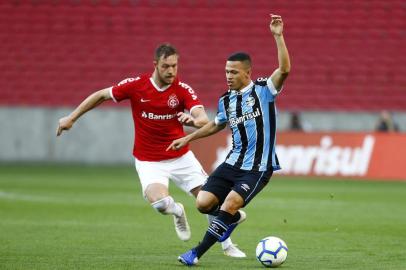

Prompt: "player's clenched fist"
[56,116,74,136]
[270,14,284,36]
[177,112,194,126]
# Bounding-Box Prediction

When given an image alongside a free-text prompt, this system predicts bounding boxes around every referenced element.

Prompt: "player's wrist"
[273,33,283,38]
[186,133,196,143]
[68,114,77,123]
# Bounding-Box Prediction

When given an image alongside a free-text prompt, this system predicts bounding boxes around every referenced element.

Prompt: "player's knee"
[196,198,216,214]
[196,191,219,214]
[197,204,212,214]
[151,196,173,214]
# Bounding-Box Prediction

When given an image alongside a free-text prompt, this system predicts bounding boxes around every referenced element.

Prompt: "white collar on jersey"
[150,78,171,92]
[229,81,254,94]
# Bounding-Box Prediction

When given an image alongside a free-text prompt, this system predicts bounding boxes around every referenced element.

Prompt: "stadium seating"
[0,0,405,110]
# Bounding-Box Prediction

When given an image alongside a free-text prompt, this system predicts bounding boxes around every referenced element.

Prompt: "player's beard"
[157,71,174,86]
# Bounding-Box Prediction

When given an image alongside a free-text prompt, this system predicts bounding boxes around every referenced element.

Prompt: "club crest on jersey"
[227,105,236,114]
[167,94,179,108]
[246,96,255,107]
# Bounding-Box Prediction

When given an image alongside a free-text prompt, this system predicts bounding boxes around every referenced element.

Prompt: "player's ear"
[153,60,158,68]
[245,67,252,79]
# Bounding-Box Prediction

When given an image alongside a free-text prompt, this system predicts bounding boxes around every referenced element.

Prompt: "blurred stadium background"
[1,1,406,269]
[1,0,405,166]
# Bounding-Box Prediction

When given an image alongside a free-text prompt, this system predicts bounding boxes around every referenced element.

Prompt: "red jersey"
[111,74,203,161]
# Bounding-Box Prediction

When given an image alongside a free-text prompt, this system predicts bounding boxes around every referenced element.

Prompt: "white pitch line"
[0,219,138,228]
[0,190,135,205]
[0,190,58,203]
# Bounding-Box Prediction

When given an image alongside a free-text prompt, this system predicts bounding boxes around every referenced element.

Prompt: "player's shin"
[195,210,240,258]
[207,214,233,250]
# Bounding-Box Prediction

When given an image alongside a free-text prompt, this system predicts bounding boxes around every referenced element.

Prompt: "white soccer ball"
[256,236,288,268]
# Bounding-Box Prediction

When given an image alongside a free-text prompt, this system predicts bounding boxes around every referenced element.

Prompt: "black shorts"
[202,163,273,207]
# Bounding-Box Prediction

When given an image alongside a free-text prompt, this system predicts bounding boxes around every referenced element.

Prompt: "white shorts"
[134,151,208,196]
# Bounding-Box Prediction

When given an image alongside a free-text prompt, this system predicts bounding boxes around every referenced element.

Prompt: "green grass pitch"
[1,164,405,269]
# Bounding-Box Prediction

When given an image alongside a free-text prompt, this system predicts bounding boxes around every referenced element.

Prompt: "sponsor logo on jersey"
[229,108,261,128]
[141,111,176,120]
[179,82,198,100]
[140,98,150,102]
[118,77,140,86]
[256,77,268,82]
[167,94,179,109]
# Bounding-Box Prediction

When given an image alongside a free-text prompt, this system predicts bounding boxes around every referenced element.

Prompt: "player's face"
[154,54,178,86]
[225,61,251,91]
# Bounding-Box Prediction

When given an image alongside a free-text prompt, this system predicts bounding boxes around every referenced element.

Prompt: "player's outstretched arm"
[166,120,226,151]
[269,14,291,91]
[56,87,112,136]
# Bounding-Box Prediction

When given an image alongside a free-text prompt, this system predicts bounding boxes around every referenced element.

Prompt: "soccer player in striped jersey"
[167,14,291,266]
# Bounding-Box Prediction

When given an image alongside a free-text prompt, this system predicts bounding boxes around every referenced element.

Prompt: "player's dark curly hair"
[227,52,252,67]
[154,43,178,61]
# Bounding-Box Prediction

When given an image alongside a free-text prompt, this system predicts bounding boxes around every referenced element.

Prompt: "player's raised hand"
[270,14,284,36]
[166,137,188,151]
[56,116,74,136]
[177,112,194,126]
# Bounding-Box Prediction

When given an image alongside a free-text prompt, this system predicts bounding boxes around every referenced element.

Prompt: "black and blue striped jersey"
[215,78,281,172]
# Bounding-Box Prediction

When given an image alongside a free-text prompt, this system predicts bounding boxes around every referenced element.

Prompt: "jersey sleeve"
[214,97,227,125]
[178,81,203,111]
[266,77,282,96]
[111,77,140,102]
[255,77,280,101]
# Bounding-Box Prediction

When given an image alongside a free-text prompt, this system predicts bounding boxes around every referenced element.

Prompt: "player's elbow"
[279,65,290,75]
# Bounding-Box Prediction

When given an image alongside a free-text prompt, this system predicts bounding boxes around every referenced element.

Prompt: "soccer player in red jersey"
[56,44,245,257]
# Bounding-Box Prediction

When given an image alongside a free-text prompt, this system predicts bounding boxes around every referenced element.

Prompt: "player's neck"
[234,81,253,93]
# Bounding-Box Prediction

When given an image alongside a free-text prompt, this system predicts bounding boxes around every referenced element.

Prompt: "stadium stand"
[0,0,405,110]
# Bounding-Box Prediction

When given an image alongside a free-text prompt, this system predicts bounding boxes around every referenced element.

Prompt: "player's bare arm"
[177,107,209,128]
[167,120,226,151]
[269,14,291,91]
[56,87,112,136]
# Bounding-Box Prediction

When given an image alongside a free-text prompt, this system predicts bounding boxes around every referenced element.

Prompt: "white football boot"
[223,243,247,258]
[173,203,191,241]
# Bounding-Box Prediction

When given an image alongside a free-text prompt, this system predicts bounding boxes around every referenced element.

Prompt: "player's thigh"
[134,158,170,199]
[144,183,169,202]
[233,170,273,207]
[201,163,234,206]
[169,151,208,195]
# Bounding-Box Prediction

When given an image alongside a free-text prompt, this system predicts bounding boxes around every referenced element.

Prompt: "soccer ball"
[256,236,288,268]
